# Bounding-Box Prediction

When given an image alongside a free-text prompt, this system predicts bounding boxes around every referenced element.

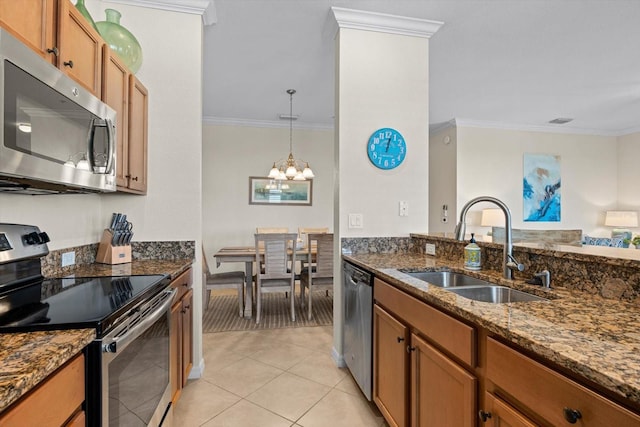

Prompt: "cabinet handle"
[63,60,74,68]
[183,282,189,287]
[407,345,416,353]
[397,336,405,343]
[563,408,582,424]
[131,176,139,181]
[46,47,59,56]
[478,410,492,422]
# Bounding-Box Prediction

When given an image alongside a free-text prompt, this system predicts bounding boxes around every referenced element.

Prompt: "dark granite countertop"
[344,252,640,407]
[50,258,193,280]
[0,329,95,412]
[0,258,193,414]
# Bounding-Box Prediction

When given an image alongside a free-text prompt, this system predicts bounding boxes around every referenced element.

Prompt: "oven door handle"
[103,288,176,354]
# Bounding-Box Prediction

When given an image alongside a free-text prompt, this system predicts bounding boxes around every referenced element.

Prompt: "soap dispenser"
[464,233,481,271]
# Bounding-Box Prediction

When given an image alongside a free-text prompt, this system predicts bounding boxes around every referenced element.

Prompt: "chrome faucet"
[454,196,525,280]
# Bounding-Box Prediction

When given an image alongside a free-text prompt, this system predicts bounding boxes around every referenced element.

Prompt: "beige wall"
[429,126,457,233]
[202,123,334,266]
[0,1,205,372]
[429,124,622,237]
[617,131,640,210]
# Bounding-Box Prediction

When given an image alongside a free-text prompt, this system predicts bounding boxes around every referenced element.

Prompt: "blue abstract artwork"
[523,154,561,222]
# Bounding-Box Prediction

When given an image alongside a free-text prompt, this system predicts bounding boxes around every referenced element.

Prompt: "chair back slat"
[307,233,333,279]
[255,233,297,279]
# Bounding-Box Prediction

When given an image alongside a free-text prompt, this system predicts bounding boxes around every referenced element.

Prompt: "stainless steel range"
[0,223,174,426]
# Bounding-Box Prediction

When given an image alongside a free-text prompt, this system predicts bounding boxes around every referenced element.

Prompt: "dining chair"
[202,248,245,316]
[254,232,298,324]
[300,233,333,320]
[256,227,289,233]
[298,227,329,270]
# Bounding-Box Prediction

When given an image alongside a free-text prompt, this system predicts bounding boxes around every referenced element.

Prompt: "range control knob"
[38,232,50,243]
[23,232,41,245]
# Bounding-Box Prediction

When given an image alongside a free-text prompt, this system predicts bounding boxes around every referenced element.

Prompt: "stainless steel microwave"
[0,28,116,194]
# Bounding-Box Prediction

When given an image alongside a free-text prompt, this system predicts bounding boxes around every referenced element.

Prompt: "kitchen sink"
[447,285,548,303]
[402,270,494,288]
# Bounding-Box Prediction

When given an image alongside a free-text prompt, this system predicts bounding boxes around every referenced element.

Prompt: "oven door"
[99,287,176,427]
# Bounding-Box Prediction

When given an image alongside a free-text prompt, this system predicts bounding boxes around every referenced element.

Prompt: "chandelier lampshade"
[267,89,314,180]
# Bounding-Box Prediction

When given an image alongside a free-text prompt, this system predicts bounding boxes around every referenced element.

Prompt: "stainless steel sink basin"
[403,271,494,288]
[447,286,548,303]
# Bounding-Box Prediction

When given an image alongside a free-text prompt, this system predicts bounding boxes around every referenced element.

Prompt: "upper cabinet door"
[102,46,130,188]
[0,0,57,63]
[57,0,102,97]
[127,75,148,194]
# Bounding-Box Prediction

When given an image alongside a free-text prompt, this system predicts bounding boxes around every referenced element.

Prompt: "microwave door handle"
[87,118,97,169]
[104,118,115,174]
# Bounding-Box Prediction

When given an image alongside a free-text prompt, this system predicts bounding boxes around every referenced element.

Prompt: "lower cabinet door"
[411,333,476,427]
[373,304,409,427]
[481,392,539,427]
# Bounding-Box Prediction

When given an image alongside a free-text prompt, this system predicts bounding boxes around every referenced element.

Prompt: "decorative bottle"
[75,0,99,33]
[464,233,482,271]
[96,9,143,73]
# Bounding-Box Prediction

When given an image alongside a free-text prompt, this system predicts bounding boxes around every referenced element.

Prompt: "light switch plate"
[348,213,363,229]
[425,243,436,256]
[399,201,409,216]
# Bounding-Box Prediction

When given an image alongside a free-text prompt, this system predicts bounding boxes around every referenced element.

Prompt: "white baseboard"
[331,346,346,368]
[188,357,205,379]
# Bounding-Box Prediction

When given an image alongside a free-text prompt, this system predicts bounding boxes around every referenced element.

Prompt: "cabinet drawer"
[171,268,193,302]
[374,278,475,367]
[0,353,85,427]
[487,337,640,426]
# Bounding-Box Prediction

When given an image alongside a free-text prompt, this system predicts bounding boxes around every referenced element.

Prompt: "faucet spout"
[454,196,520,280]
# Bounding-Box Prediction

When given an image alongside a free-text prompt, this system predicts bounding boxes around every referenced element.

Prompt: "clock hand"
[385,138,391,152]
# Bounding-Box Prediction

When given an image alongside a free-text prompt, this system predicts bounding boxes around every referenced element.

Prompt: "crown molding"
[326,7,444,40]
[202,116,334,131]
[449,118,627,137]
[101,0,216,25]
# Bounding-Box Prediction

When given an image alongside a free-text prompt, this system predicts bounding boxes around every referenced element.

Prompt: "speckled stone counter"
[52,258,193,280]
[0,329,95,412]
[344,252,640,408]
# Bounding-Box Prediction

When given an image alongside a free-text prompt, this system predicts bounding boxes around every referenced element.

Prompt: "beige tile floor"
[173,325,387,427]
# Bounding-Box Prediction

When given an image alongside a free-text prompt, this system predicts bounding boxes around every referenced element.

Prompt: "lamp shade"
[604,211,638,227]
[481,208,503,227]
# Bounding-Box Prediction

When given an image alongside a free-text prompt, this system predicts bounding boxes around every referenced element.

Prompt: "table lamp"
[604,210,638,241]
[481,208,504,236]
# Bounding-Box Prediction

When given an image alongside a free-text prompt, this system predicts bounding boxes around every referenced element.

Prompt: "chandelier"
[267,89,314,181]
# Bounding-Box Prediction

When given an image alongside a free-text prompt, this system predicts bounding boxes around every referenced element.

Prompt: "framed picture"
[249,177,313,206]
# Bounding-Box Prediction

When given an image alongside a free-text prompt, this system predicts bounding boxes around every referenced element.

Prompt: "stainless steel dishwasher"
[343,260,373,400]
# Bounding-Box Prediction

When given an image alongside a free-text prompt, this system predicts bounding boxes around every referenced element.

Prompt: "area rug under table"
[202,292,333,333]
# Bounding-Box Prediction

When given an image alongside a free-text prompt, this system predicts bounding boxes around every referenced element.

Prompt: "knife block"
[96,229,132,264]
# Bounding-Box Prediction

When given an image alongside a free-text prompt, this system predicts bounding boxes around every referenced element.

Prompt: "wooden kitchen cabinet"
[0,353,85,427]
[485,337,640,427]
[0,0,102,97]
[123,74,148,194]
[102,46,129,188]
[0,0,57,62]
[373,304,409,427]
[480,392,539,427]
[373,278,477,427]
[57,0,102,97]
[102,49,148,194]
[170,268,193,403]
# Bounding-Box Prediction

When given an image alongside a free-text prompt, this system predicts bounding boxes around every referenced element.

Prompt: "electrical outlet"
[399,201,409,216]
[425,243,436,256]
[61,251,75,267]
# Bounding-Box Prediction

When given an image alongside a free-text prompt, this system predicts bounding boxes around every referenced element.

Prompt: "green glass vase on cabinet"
[96,9,143,73]
[75,0,99,33]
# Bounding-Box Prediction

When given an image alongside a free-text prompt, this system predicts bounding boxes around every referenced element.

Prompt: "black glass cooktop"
[0,274,170,336]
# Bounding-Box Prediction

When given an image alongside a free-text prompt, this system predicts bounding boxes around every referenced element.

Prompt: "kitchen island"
[344,251,640,422]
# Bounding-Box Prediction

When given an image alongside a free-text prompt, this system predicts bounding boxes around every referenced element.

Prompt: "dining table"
[213,245,316,318]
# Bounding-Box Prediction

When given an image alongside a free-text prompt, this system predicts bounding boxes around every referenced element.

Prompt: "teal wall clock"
[367,128,407,170]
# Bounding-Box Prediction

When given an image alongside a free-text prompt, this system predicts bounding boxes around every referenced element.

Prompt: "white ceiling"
[202,0,640,135]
